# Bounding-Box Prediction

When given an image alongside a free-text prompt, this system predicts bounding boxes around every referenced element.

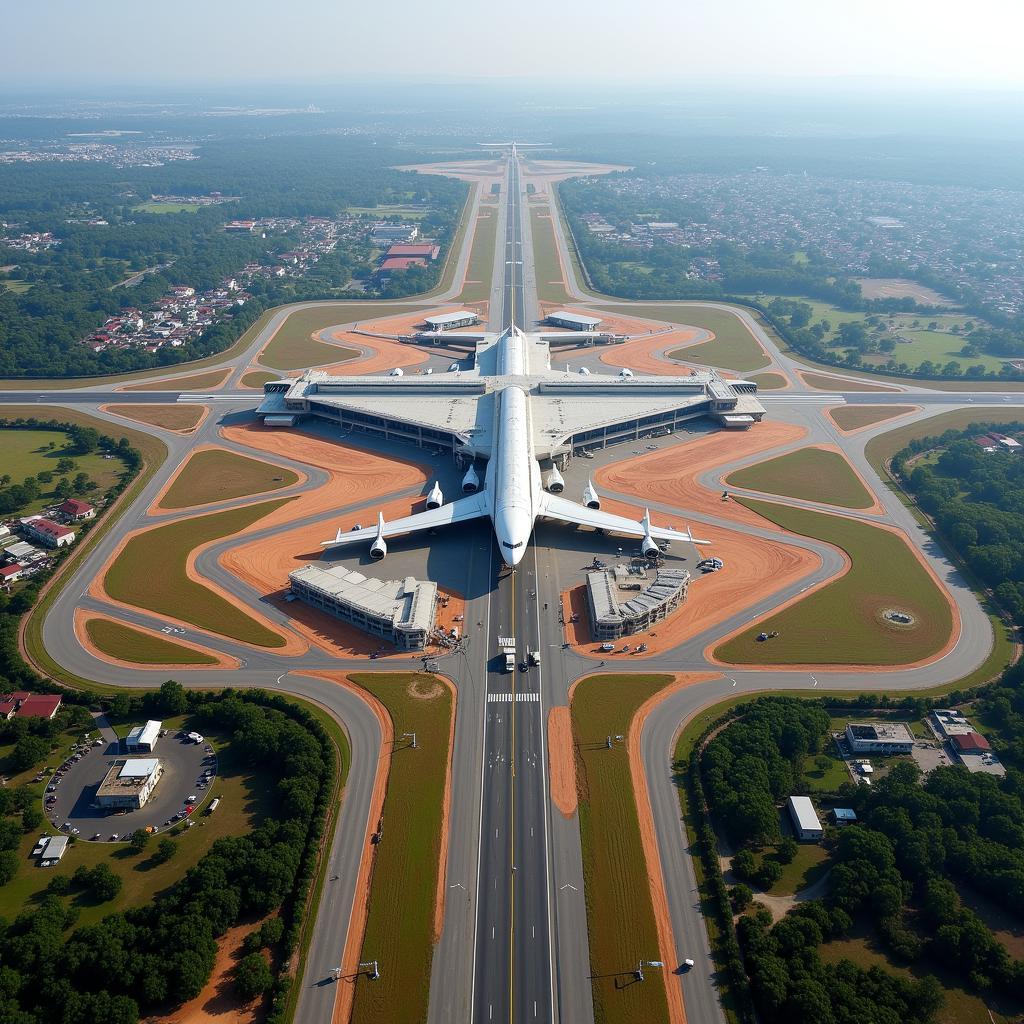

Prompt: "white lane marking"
[486,692,539,702]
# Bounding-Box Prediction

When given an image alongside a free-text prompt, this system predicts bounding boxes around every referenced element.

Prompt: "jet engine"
[547,465,565,493]
[583,478,600,509]
[640,509,659,558]
[426,481,444,509]
[370,512,387,560]
[388,367,404,377]
[462,463,480,494]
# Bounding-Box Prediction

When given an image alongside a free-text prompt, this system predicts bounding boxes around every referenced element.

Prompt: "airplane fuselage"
[489,383,540,567]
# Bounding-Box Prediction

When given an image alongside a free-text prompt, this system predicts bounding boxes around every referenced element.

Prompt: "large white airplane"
[315,326,718,567]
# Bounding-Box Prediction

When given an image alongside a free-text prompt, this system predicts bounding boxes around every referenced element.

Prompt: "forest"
[693,692,1024,1024]
[0,687,335,1024]
[898,429,1024,623]
[0,136,465,377]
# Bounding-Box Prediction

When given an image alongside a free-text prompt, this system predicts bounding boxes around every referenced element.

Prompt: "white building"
[787,795,823,841]
[289,565,437,650]
[547,310,603,332]
[38,835,69,865]
[422,311,479,331]
[586,567,690,640]
[124,720,161,753]
[845,723,914,755]
[96,758,163,810]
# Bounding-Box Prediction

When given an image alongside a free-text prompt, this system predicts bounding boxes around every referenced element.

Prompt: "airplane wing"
[321,491,490,548]
[538,492,710,545]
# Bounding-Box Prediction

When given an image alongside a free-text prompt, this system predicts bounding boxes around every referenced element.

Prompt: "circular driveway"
[44,731,217,841]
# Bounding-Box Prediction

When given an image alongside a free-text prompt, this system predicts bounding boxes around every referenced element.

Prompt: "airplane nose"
[495,508,531,566]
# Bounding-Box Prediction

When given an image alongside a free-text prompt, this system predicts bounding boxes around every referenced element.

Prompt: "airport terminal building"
[288,564,437,650]
[586,566,691,639]
[257,330,765,457]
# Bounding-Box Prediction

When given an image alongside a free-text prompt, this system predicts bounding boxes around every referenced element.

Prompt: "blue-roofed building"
[832,808,857,825]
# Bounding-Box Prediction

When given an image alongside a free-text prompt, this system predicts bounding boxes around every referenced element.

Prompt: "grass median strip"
[349,672,453,1024]
[104,498,293,647]
[572,673,674,1024]
[458,209,497,303]
[715,498,953,665]
[259,303,427,370]
[121,368,230,392]
[105,404,205,432]
[530,207,571,304]
[84,617,218,665]
[160,448,299,509]
[726,447,874,510]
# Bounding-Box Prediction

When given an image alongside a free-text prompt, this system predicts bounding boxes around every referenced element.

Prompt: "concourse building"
[289,565,437,650]
[586,567,691,640]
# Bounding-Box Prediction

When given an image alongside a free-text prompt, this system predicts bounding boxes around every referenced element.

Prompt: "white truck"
[498,636,516,673]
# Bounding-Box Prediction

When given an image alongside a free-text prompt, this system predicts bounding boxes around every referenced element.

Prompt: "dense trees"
[898,429,1024,624]
[702,697,830,847]
[0,690,335,1024]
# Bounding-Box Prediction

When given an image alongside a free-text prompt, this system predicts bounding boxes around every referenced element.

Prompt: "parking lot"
[43,730,218,842]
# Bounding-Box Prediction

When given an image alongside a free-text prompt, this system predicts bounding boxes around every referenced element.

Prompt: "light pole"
[358,960,380,981]
[635,959,664,982]
[401,731,417,750]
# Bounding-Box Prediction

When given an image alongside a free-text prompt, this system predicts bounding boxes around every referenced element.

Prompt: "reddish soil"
[149,921,266,1024]
[547,707,577,818]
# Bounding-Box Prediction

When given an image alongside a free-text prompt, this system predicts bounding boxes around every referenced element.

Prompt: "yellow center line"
[509,565,516,1024]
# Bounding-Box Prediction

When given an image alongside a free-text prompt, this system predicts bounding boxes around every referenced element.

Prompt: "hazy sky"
[5,0,1023,88]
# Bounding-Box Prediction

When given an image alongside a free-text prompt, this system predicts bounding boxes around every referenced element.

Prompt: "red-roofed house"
[14,694,62,720]
[385,243,440,260]
[379,257,428,272]
[25,519,75,548]
[58,498,95,521]
[0,565,24,584]
[952,732,991,754]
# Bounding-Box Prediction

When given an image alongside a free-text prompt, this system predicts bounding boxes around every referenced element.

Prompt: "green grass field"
[132,201,203,214]
[104,498,293,647]
[530,208,572,304]
[715,499,953,665]
[259,304,428,371]
[572,673,675,1024]
[829,405,917,432]
[121,369,229,392]
[800,751,850,793]
[610,305,771,373]
[0,719,273,930]
[457,210,497,303]
[348,673,453,1024]
[105,405,205,432]
[84,617,218,665]
[1,279,30,294]
[0,427,127,515]
[748,372,788,390]
[241,370,280,388]
[160,449,298,509]
[753,842,831,896]
[819,928,1020,1024]
[726,447,874,510]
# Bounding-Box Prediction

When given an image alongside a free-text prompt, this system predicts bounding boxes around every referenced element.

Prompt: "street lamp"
[359,960,380,981]
[636,960,664,982]
[401,731,417,750]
